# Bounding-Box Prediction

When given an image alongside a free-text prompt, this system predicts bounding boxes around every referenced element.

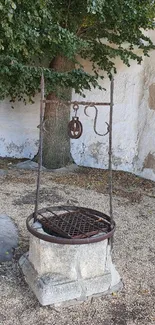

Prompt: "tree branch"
[65,0,72,28]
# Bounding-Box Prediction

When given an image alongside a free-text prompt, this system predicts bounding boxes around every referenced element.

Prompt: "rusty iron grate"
[37,206,112,239]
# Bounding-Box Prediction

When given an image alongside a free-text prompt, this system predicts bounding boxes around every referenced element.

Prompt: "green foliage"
[0,55,99,101]
[0,0,155,101]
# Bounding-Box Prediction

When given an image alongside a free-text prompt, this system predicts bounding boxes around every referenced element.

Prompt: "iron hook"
[84,105,110,136]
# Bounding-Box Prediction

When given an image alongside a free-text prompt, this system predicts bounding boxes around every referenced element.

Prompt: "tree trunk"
[42,56,74,169]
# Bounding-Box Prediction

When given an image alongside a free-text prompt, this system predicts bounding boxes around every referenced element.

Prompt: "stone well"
[19,207,122,306]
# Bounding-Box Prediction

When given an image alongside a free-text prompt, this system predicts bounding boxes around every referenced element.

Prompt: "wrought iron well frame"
[27,73,115,245]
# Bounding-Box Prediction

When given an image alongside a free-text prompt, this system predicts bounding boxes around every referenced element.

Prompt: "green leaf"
[11,2,16,10]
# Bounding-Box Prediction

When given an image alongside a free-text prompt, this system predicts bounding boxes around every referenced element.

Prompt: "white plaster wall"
[70,32,155,181]
[136,31,155,181]
[71,58,144,173]
[0,97,40,158]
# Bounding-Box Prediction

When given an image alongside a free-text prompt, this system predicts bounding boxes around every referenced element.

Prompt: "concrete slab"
[51,164,79,174]
[14,160,78,173]
[15,160,46,170]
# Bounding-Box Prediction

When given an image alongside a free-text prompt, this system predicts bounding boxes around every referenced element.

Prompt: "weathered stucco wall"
[70,31,155,182]
[0,97,39,158]
[135,31,155,181]
[1,31,155,181]
[71,58,143,174]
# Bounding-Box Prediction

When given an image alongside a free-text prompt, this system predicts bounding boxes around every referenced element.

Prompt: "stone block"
[19,253,122,306]
[29,232,109,280]
[19,226,122,306]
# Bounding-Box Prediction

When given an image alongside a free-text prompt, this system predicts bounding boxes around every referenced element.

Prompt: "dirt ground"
[0,162,155,325]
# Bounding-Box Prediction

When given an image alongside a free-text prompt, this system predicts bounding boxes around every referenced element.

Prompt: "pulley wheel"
[68,117,83,139]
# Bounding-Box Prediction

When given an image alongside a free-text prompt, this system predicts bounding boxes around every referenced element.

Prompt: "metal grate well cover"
[37,206,112,239]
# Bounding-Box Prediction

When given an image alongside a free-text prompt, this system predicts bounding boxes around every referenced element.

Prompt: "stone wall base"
[19,252,122,307]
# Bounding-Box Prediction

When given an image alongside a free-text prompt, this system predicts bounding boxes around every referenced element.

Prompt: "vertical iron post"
[34,73,44,222]
[109,77,114,223]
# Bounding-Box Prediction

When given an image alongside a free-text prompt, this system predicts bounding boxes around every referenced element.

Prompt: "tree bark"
[42,56,74,169]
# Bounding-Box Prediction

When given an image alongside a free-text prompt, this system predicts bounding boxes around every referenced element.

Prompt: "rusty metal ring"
[26,206,116,245]
[73,103,79,112]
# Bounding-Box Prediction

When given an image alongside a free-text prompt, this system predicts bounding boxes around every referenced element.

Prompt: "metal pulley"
[68,103,83,139]
[68,116,83,139]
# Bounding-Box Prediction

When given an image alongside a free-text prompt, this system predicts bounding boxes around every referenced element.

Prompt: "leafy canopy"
[0,0,155,101]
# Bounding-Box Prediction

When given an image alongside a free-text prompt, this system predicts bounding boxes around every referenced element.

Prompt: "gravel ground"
[0,167,155,325]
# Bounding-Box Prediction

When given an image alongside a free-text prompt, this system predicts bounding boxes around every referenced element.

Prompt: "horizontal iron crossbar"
[42,99,110,106]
